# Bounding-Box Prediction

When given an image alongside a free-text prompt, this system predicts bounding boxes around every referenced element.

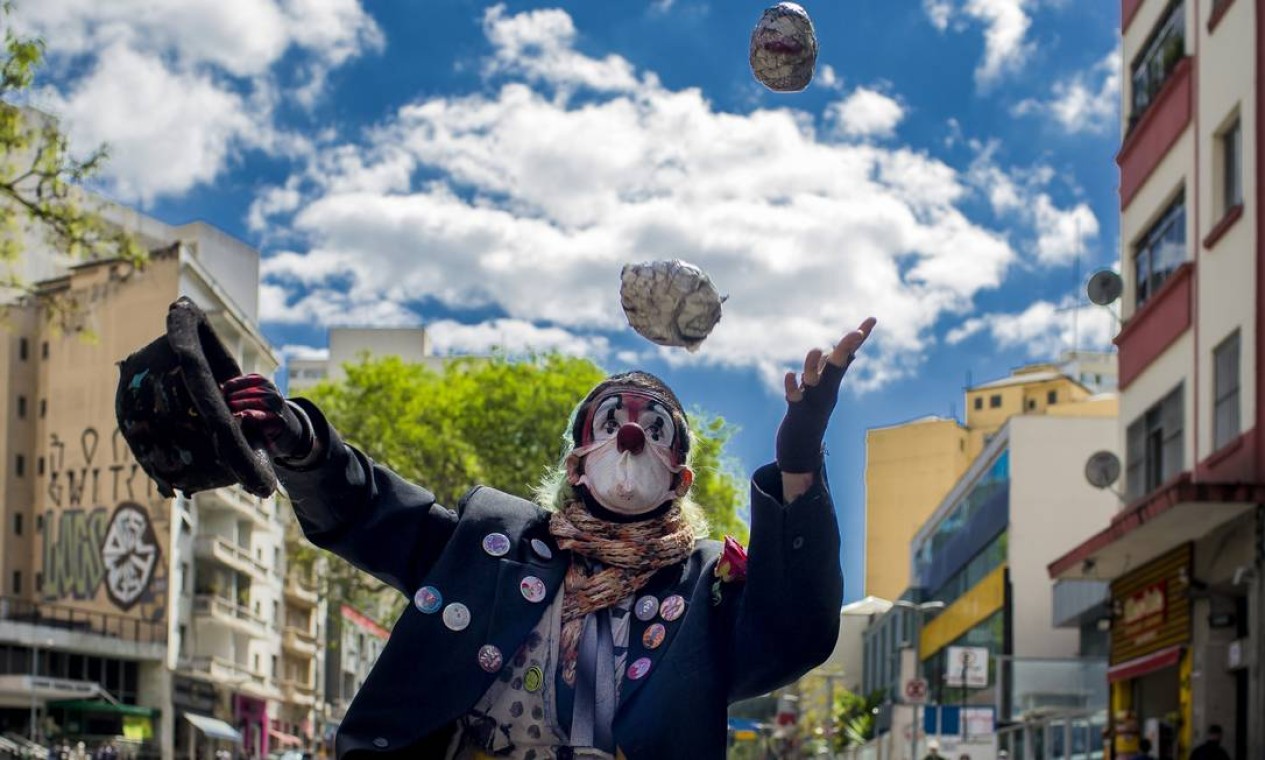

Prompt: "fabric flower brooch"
[711,536,748,605]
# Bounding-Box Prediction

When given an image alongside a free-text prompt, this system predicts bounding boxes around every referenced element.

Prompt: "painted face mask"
[568,390,689,516]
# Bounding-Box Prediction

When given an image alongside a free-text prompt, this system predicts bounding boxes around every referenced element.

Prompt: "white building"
[287,327,438,393]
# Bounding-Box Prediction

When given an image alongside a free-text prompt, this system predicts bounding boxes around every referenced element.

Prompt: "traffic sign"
[904,677,928,704]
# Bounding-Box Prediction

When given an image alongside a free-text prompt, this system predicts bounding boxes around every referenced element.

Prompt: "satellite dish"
[1087,270,1124,306]
[1085,450,1122,489]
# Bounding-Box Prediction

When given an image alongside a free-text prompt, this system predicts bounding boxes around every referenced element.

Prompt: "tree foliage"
[0,3,145,322]
[832,688,884,751]
[287,353,750,614]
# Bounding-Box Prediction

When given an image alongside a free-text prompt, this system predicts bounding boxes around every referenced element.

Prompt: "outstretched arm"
[778,317,876,500]
[222,375,457,594]
[728,317,876,700]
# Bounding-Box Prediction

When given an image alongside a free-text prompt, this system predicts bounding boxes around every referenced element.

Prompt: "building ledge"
[1049,474,1265,580]
[1203,203,1243,250]
[1117,57,1193,209]
[1208,0,1236,33]
[1114,261,1194,389]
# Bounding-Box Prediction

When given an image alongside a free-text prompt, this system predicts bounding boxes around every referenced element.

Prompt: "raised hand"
[776,317,877,474]
[221,374,311,460]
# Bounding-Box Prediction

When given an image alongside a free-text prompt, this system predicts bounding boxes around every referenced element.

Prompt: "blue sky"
[22,0,1123,602]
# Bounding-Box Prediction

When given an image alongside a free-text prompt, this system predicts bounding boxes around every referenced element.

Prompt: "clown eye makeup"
[587,393,678,448]
[639,409,675,447]
[591,397,624,441]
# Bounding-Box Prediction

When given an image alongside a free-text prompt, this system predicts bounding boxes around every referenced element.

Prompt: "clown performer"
[220,316,876,759]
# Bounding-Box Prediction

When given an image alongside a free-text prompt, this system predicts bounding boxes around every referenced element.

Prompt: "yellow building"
[864,354,1117,601]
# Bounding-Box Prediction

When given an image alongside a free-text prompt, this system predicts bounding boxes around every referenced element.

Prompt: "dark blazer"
[278,399,843,759]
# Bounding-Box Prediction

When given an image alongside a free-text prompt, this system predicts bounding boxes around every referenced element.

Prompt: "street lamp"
[891,600,945,760]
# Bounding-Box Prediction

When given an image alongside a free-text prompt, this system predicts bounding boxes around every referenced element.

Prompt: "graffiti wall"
[39,425,169,622]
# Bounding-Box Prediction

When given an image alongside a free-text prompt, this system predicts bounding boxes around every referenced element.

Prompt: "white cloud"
[427,320,611,358]
[815,65,843,91]
[828,87,906,139]
[279,344,331,361]
[255,6,1022,391]
[947,298,1117,358]
[16,0,381,201]
[925,0,1034,89]
[967,143,1099,266]
[1012,46,1121,133]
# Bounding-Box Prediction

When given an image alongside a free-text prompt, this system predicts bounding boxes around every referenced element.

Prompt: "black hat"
[115,297,277,498]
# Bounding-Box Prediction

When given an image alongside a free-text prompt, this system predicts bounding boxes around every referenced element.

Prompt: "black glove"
[775,358,850,474]
[221,374,312,460]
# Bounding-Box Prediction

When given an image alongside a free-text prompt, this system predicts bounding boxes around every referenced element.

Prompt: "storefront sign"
[944,646,989,688]
[1110,543,1191,664]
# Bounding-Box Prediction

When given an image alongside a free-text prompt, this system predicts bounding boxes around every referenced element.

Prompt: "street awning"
[1108,645,1183,683]
[48,700,157,717]
[1049,476,1265,580]
[269,728,303,747]
[184,712,242,742]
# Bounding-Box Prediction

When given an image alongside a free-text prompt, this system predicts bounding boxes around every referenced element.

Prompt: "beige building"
[287,326,438,393]
[864,352,1116,601]
[1051,1,1265,758]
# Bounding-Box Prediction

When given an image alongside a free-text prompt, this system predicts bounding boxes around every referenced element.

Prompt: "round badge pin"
[413,585,442,614]
[520,575,547,603]
[477,644,503,673]
[524,666,544,693]
[642,623,666,650]
[634,595,660,622]
[442,602,471,631]
[660,594,686,622]
[627,657,653,680]
[482,532,511,557]
[530,539,553,561]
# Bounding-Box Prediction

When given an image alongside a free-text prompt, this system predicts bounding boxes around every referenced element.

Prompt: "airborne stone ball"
[749,2,818,93]
[620,260,725,352]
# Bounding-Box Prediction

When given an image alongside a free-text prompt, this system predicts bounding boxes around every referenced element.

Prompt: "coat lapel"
[616,557,697,713]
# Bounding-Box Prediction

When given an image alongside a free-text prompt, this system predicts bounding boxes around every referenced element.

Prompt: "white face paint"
[570,392,685,516]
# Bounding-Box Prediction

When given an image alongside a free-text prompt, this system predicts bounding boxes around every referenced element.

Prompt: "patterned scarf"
[548,499,695,685]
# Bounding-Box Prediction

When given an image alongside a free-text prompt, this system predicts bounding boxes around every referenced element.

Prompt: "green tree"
[0,3,145,322]
[832,688,884,752]
[288,353,751,612]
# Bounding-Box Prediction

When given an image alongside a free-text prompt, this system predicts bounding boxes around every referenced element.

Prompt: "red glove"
[221,374,311,460]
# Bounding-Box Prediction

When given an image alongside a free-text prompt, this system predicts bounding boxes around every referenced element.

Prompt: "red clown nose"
[616,423,646,455]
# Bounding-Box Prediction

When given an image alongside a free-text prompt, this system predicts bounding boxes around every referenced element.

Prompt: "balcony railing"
[1128,0,1186,130]
[192,594,272,636]
[182,655,267,688]
[284,577,319,607]
[283,626,318,657]
[195,485,271,525]
[280,677,317,706]
[194,535,268,579]
[0,596,165,644]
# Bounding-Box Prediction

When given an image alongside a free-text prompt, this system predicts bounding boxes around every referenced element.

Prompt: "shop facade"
[1105,543,1193,760]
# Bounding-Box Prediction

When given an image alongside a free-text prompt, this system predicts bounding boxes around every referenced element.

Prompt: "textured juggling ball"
[749,2,818,93]
[620,259,725,352]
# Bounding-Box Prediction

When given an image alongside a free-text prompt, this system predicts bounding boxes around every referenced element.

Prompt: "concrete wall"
[865,418,970,600]
[1008,415,1119,658]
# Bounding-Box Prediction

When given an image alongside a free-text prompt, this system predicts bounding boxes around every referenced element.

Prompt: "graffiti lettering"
[41,508,109,601]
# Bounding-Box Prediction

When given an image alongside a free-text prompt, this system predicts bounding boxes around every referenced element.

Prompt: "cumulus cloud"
[254,6,1029,391]
[925,0,1034,89]
[16,0,381,202]
[946,298,1117,358]
[968,143,1099,266]
[828,87,906,139]
[1012,45,1121,133]
[428,320,612,358]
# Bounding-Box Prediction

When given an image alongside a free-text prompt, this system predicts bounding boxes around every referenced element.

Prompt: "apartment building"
[1049,1,1265,758]
[286,326,438,394]
[865,352,1116,601]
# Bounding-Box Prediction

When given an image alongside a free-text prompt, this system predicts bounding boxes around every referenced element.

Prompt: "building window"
[35,572,41,591]
[181,562,190,594]
[1126,385,1184,499]
[37,457,43,476]
[18,338,27,361]
[15,455,24,478]
[1134,192,1187,307]
[16,396,25,419]
[1026,399,1036,411]
[11,571,19,594]
[989,394,1002,408]
[41,341,48,359]
[1047,390,1058,405]
[1213,331,1241,451]
[13,514,20,536]
[1220,117,1242,214]
[1130,0,1186,126]
[38,399,45,418]
[973,397,983,411]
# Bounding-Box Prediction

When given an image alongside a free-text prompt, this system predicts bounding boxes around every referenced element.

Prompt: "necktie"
[570,608,616,753]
